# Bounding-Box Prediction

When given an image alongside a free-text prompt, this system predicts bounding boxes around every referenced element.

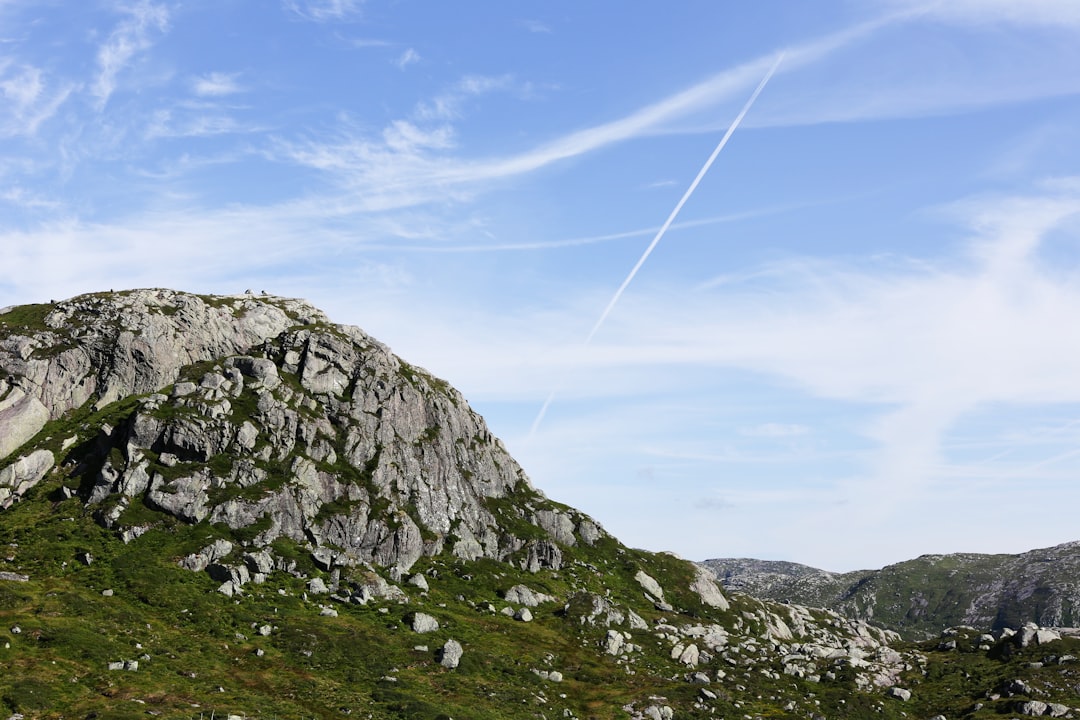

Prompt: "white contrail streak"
[530,53,785,436]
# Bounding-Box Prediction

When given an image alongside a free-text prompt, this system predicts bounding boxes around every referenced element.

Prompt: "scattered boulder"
[410,612,440,633]
[438,639,463,669]
[503,584,555,607]
[1016,700,1049,716]
[689,566,729,610]
[635,570,672,610]
[0,448,54,509]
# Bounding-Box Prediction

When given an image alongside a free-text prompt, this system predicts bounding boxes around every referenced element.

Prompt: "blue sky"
[4,0,1080,571]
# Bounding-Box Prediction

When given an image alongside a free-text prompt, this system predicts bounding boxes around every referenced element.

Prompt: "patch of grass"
[0,302,54,334]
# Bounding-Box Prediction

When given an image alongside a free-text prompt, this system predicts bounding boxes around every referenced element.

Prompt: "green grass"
[0,302,54,333]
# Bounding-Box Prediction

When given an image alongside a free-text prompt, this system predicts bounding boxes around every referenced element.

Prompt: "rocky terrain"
[1,289,1080,719]
[704,543,1080,640]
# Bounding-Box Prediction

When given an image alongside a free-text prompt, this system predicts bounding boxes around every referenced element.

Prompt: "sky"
[3,1,1080,571]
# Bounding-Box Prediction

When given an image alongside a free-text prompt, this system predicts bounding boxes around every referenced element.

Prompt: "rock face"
[0,289,317,459]
[704,542,1080,638]
[0,290,604,574]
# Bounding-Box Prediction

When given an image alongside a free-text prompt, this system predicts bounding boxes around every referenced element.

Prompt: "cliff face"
[0,289,596,574]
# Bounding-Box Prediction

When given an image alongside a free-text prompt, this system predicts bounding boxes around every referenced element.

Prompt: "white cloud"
[741,423,810,438]
[285,0,363,22]
[415,75,513,121]
[882,0,1080,28]
[0,59,73,136]
[91,1,169,109]
[191,71,243,97]
[520,19,551,34]
[144,109,252,139]
[395,48,419,70]
[0,185,59,210]
[349,38,392,48]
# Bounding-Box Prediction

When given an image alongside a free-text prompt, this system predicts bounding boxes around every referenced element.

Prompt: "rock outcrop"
[0,289,606,576]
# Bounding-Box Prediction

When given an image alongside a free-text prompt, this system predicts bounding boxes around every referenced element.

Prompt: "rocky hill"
[2,289,1080,719]
[704,543,1080,639]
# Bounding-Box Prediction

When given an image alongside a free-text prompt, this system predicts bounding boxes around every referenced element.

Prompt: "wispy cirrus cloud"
[394,48,419,70]
[880,0,1080,28]
[272,16,905,212]
[144,109,256,139]
[191,71,244,97]
[91,0,169,109]
[520,19,551,34]
[0,59,73,136]
[284,0,362,22]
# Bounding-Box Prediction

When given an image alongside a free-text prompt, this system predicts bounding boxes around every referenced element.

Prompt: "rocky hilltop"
[704,542,1080,639]
[0,289,596,576]
[1,289,1080,719]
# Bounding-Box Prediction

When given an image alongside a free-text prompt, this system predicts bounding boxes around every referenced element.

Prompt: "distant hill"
[703,542,1080,638]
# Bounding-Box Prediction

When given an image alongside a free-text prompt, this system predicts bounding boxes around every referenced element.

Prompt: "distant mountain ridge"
[703,541,1080,638]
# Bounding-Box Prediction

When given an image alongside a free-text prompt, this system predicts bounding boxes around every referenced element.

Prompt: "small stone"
[515,608,533,622]
[9,626,20,635]
[101,589,114,597]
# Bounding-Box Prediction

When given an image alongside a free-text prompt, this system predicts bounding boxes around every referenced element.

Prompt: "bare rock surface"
[0,289,607,577]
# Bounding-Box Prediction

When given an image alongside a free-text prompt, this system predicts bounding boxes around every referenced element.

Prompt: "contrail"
[530,53,785,436]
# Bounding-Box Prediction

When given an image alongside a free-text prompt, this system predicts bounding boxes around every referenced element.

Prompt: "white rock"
[411,612,440,633]
[688,566,729,610]
[439,638,463,669]
[634,570,666,603]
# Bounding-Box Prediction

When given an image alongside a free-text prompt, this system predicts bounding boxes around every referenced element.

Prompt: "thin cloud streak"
[0,60,74,137]
[191,72,244,97]
[277,9,1045,215]
[91,1,169,109]
[530,53,784,435]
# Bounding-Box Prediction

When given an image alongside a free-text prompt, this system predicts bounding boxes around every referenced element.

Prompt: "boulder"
[410,612,439,633]
[689,566,729,610]
[438,639,463,669]
[504,584,555,607]
[1016,700,1049,716]
[0,389,50,461]
[0,449,54,508]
